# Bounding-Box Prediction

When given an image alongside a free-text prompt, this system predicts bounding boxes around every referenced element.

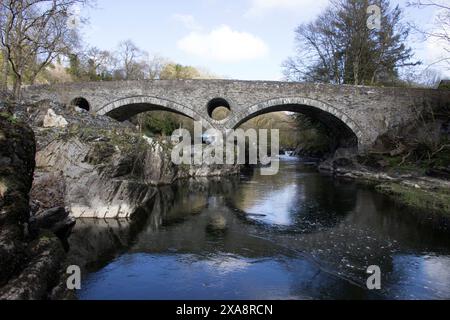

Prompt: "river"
[67,157,450,300]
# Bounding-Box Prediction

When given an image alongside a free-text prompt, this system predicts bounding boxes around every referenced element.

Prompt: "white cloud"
[177,25,269,62]
[245,0,329,18]
[172,14,201,30]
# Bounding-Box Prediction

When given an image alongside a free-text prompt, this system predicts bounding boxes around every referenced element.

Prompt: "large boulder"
[29,207,76,239]
[0,108,69,300]
[0,111,35,286]
[43,109,68,128]
[319,147,358,172]
[0,232,66,300]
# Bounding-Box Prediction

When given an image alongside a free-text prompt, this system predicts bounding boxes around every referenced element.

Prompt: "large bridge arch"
[97,96,213,127]
[226,97,364,149]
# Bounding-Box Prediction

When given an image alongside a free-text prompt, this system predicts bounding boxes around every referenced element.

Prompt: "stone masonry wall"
[22,80,450,150]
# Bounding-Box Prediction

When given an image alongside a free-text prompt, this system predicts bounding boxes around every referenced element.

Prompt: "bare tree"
[116,39,147,80]
[282,7,344,84]
[0,0,89,97]
[0,3,11,91]
[84,46,116,80]
[408,0,450,70]
[401,65,443,87]
[145,54,167,80]
[283,0,418,85]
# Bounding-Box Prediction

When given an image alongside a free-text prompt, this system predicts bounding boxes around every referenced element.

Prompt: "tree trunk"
[353,60,359,85]
[1,49,10,92]
[13,76,22,99]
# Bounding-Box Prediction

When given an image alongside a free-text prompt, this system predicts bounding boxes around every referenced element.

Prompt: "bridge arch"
[97,96,212,127]
[228,97,364,149]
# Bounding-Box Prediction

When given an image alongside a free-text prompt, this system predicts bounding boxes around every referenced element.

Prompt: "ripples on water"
[68,157,450,300]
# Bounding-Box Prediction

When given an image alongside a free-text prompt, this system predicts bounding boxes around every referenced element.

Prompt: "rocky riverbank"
[319,150,450,228]
[0,111,72,299]
[13,100,239,219]
[325,163,449,209]
[318,95,450,222]
[0,97,239,299]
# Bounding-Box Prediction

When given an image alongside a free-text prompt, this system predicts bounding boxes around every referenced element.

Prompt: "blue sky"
[79,0,449,80]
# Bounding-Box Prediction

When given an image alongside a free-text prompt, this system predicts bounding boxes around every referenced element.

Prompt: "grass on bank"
[376,183,450,217]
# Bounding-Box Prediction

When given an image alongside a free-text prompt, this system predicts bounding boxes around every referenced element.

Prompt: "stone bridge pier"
[22,79,450,152]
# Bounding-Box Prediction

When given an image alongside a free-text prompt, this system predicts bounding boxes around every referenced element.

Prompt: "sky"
[78,0,450,81]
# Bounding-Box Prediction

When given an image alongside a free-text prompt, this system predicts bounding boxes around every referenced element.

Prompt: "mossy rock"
[85,142,116,165]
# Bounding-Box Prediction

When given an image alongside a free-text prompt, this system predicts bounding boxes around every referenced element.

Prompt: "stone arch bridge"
[22,79,450,151]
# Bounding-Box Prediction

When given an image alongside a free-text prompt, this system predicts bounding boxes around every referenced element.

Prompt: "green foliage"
[138,112,188,137]
[85,142,116,165]
[160,63,201,80]
[239,112,302,149]
[67,54,82,79]
[294,114,334,156]
[87,59,99,81]
[64,52,117,82]
[39,235,51,242]
[237,112,336,154]
[0,112,18,124]
[438,81,450,90]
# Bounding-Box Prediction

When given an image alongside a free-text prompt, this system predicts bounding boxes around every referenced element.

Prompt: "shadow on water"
[68,158,450,300]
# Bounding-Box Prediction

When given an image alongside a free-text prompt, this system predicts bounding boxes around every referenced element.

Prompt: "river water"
[68,157,450,300]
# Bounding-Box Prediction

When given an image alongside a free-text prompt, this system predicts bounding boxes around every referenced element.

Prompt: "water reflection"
[244,183,299,225]
[69,158,450,300]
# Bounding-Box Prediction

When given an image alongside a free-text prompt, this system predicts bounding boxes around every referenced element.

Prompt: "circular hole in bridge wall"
[207,98,231,121]
[70,97,90,111]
